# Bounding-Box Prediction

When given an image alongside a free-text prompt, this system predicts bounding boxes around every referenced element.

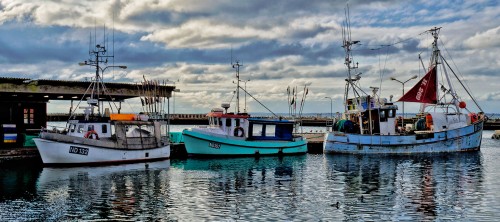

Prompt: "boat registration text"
[209,142,221,149]
[69,146,89,155]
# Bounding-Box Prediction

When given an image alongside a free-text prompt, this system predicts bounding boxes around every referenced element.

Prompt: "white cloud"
[464,26,500,49]
[2,0,500,114]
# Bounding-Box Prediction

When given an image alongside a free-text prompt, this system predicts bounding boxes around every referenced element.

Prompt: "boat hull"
[182,129,307,156]
[33,138,170,165]
[324,121,483,154]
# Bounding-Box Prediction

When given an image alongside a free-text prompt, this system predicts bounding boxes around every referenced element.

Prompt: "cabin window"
[225,118,231,127]
[265,125,276,137]
[380,110,388,122]
[23,108,34,124]
[69,124,76,133]
[390,109,396,118]
[87,125,95,131]
[252,124,264,136]
[102,124,108,134]
[235,119,240,127]
[77,125,84,133]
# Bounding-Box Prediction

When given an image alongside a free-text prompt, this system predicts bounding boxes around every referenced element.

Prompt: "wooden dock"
[0,148,41,164]
[300,133,324,153]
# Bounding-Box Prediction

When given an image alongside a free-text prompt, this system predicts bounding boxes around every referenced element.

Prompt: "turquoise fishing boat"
[183,109,307,156]
[182,61,307,156]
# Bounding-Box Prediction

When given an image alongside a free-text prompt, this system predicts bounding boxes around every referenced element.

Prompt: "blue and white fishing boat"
[183,62,307,156]
[324,20,484,154]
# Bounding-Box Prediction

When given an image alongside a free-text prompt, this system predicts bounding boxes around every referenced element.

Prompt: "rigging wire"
[350,30,428,52]
[239,86,278,118]
[439,38,483,111]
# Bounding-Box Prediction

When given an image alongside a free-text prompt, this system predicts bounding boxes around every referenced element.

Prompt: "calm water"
[1,131,500,221]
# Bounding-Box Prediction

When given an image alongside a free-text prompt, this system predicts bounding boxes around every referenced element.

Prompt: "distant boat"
[182,62,307,156]
[323,11,484,154]
[34,44,170,165]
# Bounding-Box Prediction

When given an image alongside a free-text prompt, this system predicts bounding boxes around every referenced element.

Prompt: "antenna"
[103,24,106,54]
[112,11,116,80]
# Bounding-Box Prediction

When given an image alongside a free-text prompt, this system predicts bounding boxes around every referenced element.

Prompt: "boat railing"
[41,125,69,134]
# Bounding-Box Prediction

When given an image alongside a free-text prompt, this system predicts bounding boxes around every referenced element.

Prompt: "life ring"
[233,127,245,137]
[84,130,99,140]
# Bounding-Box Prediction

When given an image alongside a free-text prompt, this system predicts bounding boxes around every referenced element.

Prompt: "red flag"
[397,66,437,104]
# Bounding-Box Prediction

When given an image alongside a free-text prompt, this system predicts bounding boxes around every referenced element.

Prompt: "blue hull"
[324,121,483,154]
[182,129,307,156]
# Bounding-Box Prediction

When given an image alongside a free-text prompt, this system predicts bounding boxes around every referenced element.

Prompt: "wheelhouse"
[338,95,399,135]
[207,108,250,137]
[66,120,112,138]
[247,118,295,141]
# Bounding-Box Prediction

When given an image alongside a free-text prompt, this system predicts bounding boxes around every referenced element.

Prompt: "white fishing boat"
[182,62,307,156]
[324,17,484,154]
[34,44,170,165]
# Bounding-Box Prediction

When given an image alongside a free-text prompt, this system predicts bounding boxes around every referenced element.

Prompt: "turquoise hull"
[182,129,307,156]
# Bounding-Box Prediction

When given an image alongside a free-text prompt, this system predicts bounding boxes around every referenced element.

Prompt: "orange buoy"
[459,101,466,109]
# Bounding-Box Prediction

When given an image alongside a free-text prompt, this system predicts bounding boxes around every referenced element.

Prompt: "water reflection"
[0,163,41,201]
[0,160,171,221]
[169,156,307,221]
[324,152,484,221]
[0,151,492,221]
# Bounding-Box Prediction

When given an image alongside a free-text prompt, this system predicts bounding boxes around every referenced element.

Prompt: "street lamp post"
[390,75,418,128]
[173,88,180,114]
[324,96,333,123]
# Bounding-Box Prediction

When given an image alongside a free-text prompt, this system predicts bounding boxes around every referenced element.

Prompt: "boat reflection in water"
[168,156,307,220]
[324,152,484,221]
[170,155,306,189]
[0,152,489,220]
[35,160,170,221]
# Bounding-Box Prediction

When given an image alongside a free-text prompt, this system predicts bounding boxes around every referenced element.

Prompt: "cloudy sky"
[0,0,499,116]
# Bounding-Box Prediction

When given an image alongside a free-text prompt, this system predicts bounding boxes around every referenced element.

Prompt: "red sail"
[397,66,437,104]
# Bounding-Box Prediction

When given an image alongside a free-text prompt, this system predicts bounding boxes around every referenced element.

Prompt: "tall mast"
[430,27,440,106]
[232,61,243,113]
[341,6,360,113]
[87,44,114,116]
[429,27,459,112]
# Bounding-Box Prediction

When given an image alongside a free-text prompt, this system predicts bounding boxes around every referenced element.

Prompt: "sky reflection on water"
[1,136,500,220]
